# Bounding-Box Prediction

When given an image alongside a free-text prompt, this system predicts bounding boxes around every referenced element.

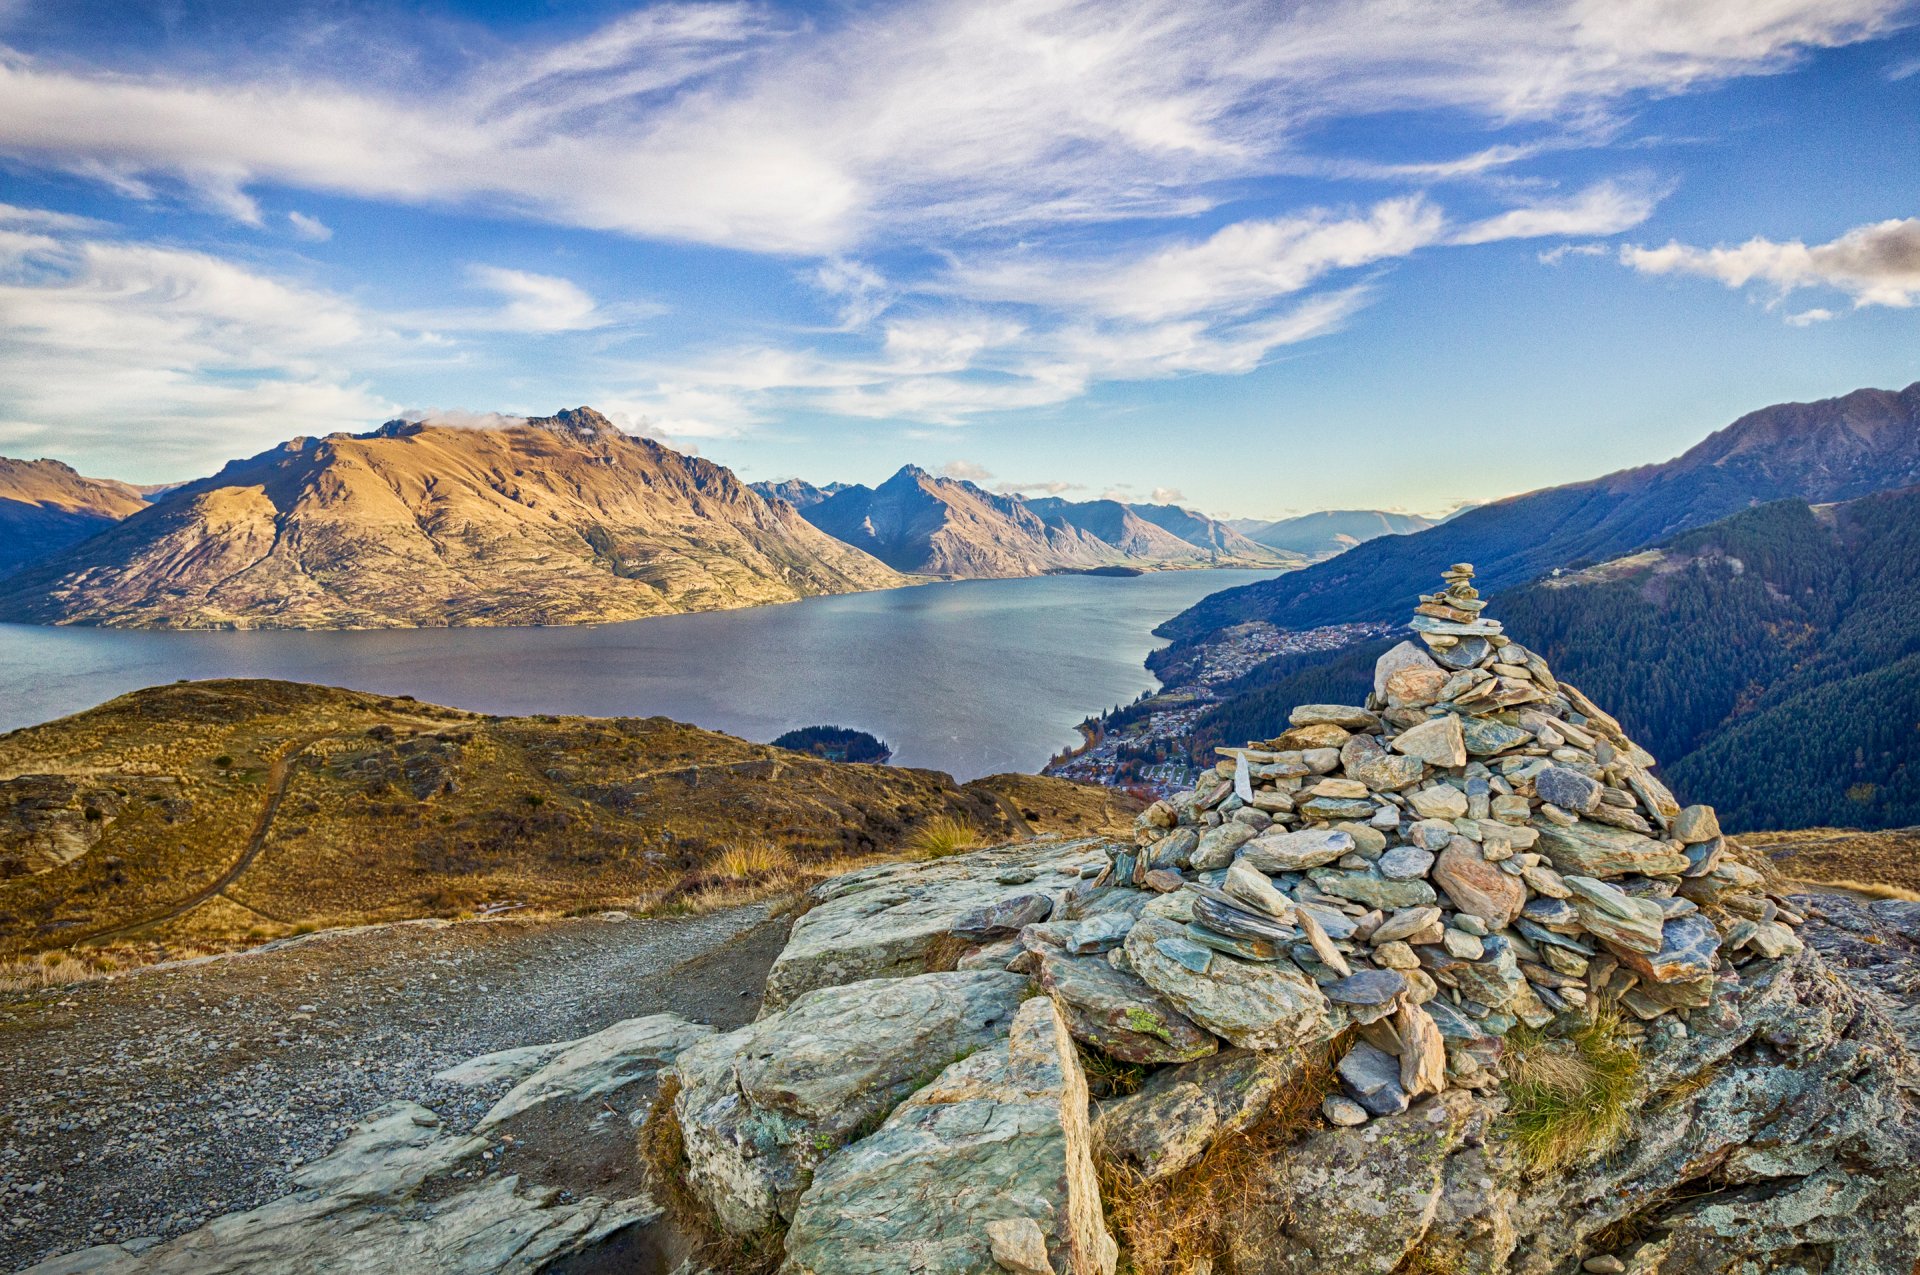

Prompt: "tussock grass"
[714,843,797,879]
[1796,877,1920,902]
[906,814,980,860]
[0,949,118,994]
[1503,1010,1642,1172]
[1097,1041,1342,1273]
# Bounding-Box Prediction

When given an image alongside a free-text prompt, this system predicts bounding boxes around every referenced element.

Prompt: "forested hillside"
[1179,489,1920,832]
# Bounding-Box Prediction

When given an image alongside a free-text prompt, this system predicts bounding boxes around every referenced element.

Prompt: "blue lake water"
[0,570,1280,781]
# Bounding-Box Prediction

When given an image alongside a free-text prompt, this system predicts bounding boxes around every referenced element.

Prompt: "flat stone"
[1036,949,1217,1064]
[1461,718,1533,756]
[1378,846,1435,880]
[1374,640,1444,699]
[1293,904,1352,977]
[1308,868,1438,911]
[1126,914,1336,1052]
[1190,820,1259,871]
[674,971,1028,1234]
[1322,969,1408,1006]
[1323,1095,1370,1126]
[1534,821,1690,879]
[1065,912,1136,955]
[1273,722,1354,751]
[1290,704,1380,730]
[1309,776,1372,799]
[1432,838,1526,927]
[1224,859,1295,919]
[1442,928,1485,960]
[1611,912,1721,984]
[1408,784,1469,820]
[1191,888,1300,944]
[1143,869,1185,893]
[1147,827,1199,869]
[1565,876,1665,954]
[1337,1041,1411,1116]
[1390,715,1468,768]
[953,893,1055,941]
[1186,923,1284,962]
[1534,765,1604,813]
[781,998,1118,1275]
[1243,827,1354,873]
[1371,906,1443,945]
[1299,796,1378,821]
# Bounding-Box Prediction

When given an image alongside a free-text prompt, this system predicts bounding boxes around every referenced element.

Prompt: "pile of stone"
[1019,564,1806,1125]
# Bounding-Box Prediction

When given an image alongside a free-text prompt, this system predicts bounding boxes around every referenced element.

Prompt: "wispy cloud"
[1621,215,1920,312]
[466,264,607,332]
[288,210,332,241]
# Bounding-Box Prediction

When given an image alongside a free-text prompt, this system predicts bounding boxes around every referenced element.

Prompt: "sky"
[0,0,1916,519]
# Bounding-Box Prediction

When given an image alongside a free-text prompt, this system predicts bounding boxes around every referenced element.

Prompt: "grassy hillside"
[0,680,1137,967]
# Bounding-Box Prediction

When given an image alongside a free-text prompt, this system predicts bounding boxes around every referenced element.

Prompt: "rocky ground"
[0,906,789,1271]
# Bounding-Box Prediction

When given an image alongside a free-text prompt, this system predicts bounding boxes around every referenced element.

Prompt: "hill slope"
[799,466,1287,577]
[1238,508,1436,557]
[0,678,1138,962]
[749,477,849,510]
[1161,382,1920,640]
[0,410,905,629]
[1181,488,1920,833]
[0,457,147,580]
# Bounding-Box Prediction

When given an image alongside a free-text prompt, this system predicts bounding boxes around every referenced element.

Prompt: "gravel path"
[0,906,790,1272]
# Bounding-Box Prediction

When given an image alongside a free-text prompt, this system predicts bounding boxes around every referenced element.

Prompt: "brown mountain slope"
[0,678,1139,965]
[0,409,905,629]
[0,457,147,579]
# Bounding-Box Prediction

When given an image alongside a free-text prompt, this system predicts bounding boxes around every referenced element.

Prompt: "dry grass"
[906,814,980,859]
[713,843,797,878]
[1739,826,1920,895]
[1503,1010,1642,1172]
[638,1074,786,1274]
[0,948,118,994]
[1798,877,1920,902]
[1078,1044,1149,1099]
[1098,1041,1342,1273]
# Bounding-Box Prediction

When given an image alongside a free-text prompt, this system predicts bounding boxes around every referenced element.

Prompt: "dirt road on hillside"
[0,905,789,1272]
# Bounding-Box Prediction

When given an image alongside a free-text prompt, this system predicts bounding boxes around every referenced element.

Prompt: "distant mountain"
[795,466,1289,577]
[1236,509,1436,558]
[1160,382,1920,641]
[1186,489,1920,833]
[0,409,905,629]
[1123,503,1285,559]
[0,458,147,580]
[750,477,850,510]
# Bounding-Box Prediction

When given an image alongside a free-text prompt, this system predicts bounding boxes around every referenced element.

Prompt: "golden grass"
[1739,826,1920,895]
[1796,877,1920,902]
[1502,1010,1642,1172]
[0,949,118,994]
[713,843,797,879]
[1097,1041,1342,1273]
[906,814,980,859]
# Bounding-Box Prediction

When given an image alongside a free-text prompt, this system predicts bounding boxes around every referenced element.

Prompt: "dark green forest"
[770,725,893,764]
[1180,491,1920,832]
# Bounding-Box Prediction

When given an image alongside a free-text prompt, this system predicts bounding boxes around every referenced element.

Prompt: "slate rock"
[1534,822,1689,879]
[1534,765,1603,814]
[1243,828,1354,873]
[1126,914,1336,1052]
[1036,950,1217,1064]
[1094,1049,1299,1183]
[1322,968,1408,1006]
[1390,715,1468,767]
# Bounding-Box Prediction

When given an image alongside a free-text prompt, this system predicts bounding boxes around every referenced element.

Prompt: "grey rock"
[674,971,1028,1233]
[1035,950,1216,1065]
[780,997,1118,1275]
[1308,868,1438,911]
[1191,820,1259,871]
[1095,1049,1299,1183]
[1534,822,1689,879]
[1242,828,1354,873]
[1461,718,1533,756]
[1125,914,1336,1052]
[1322,969,1408,1006]
[1336,1041,1410,1117]
[1390,715,1467,768]
[1534,766,1603,814]
[1378,846,1435,880]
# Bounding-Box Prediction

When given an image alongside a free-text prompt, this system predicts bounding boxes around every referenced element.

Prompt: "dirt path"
[0,904,789,1271]
[74,739,316,947]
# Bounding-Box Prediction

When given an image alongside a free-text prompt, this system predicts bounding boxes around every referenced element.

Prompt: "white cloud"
[1150,486,1184,504]
[1621,216,1920,310]
[0,0,1898,253]
[1889,54,1920,79]
[403,409,529,430]
[465,264,606,331]
[288,210,332,241]
[1538,242,1610,264]
[939,459,993,481]
[1452,179,1664,245]
[1785,307,1837,325]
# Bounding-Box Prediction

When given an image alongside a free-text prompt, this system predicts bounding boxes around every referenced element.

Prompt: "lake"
[0,570,1280,781]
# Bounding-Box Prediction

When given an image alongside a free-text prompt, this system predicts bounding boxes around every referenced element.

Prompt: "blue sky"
[0,0,1916,518]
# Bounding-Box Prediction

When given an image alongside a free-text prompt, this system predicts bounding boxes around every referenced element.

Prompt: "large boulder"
[672,971,1028,1235]
[1034,948,1217,1064]
[780,997,1118,1275]
[1093,1048,1299,1183]
[763,839,1110,1008]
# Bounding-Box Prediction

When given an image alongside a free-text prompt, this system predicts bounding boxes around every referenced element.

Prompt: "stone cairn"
[1057,564,1806,1125]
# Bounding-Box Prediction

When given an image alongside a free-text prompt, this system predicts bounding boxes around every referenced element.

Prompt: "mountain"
[1160,382,1920,641]
[0,678,1138,962]
[1180,488,1920,833]
[750,477,850,510]
[796,466,1289,577]
[1237,508,1436,558]
[0,409,905,629]
[0,457,148,580]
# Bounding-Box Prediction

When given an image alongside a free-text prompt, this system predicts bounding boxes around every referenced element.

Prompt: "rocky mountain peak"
[525,406,621,441]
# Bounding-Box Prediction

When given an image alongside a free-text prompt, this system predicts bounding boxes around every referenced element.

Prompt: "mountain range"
[1160,381,1920,642]
[1227,508,1437,558]
[0,458,150,579]
[756,466,1294,577]
[0,409,904,629]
